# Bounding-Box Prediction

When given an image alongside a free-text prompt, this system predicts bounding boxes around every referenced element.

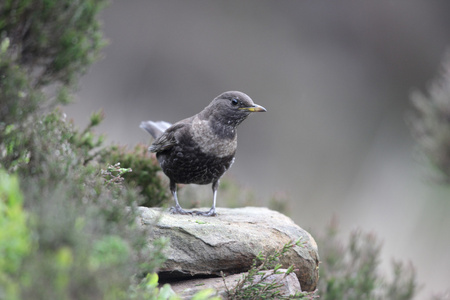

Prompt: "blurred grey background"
[66,1,450,297]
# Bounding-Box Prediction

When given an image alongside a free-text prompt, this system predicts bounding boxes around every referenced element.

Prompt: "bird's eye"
[231,98,239,106]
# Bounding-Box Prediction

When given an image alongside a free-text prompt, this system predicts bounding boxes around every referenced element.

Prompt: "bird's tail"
[140,120,172,139]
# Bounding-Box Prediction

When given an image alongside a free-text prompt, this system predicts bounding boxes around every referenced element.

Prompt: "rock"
[170,269,301,299]
[138,206,319,292]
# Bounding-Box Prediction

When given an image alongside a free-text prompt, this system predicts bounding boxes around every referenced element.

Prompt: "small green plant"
[101,163,132,188]
[100,143,170,207]
[223,239,318,300]
[316,218,417,300]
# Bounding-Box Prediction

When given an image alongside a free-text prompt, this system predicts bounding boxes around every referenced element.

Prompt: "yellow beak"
[239,104,267,112]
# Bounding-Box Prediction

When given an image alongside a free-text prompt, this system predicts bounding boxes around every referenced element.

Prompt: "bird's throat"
[191,116,237,158]
[210,119,236,140]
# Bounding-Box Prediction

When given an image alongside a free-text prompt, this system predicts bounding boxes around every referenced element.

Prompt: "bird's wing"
[148,123,185,152]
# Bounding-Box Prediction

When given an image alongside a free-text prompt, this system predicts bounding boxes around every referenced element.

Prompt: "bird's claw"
[169,206,193,215]
[193,208,217,217]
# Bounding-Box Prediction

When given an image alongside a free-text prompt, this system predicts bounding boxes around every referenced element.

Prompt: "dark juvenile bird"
[140,91,266,216]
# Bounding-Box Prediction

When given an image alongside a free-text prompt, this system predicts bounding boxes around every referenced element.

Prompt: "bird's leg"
[194,180,218,217]
[169,181,192,215]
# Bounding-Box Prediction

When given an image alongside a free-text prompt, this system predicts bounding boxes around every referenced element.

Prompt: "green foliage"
[90,235,131,269]
[0,170,31,299]
[0,2,174,298]
[0,108,172,299]
[316,218,417,300]
[57,109,169,206]
[101,162,132,187]
[2,109,76,175]
[409,51,450,182]
[69,109,106,165]
[100,143,170,207]
[223,239,318,300]
[0,170,30,274]
[0,0,107,142]
[0,37,44,132]
[0,0,107,87]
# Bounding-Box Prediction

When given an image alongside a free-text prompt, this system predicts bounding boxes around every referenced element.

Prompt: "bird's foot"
[169,205,193,215]
[193,207,217,217]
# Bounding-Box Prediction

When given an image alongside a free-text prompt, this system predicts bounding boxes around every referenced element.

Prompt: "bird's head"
[203,91,266,127]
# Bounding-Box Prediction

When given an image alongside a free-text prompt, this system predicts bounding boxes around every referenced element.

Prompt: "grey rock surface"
[138,206,319,291]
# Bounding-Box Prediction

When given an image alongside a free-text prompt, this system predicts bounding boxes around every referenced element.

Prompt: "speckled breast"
[157,145,235,185]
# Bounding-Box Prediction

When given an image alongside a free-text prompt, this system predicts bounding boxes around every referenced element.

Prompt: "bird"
[140,91,266,216]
